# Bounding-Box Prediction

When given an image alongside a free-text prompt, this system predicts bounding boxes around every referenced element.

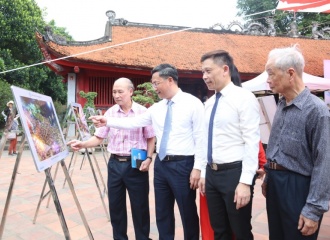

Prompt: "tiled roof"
[39,25,330,76]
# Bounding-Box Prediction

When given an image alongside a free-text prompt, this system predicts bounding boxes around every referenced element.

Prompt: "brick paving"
[0,149,329,239]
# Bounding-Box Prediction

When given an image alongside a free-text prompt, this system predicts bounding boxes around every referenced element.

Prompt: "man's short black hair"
[151,63,178,82]
[200,50,234,77]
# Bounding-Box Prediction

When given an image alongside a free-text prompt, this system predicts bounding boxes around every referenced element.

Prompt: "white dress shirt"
[106,89,205,170]
[202,82,260,184]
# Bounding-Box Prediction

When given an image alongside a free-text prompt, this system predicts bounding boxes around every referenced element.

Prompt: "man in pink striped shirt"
[67,77,155,240]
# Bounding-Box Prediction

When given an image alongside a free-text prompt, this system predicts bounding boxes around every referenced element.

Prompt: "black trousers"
[205,164,254,240]
[154,155,199,240]
[266,169,322,240]
[108,157,150,240]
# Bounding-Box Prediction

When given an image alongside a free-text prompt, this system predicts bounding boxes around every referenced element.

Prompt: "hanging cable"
[0,26,195,74]
[243,9,277,18]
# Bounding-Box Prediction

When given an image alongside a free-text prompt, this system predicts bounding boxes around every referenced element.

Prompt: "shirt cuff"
[301,204,324,222]
[239,172,255,185]
[193,160,202,172]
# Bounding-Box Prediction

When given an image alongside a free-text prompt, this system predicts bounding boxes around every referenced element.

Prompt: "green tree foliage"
[0,80,12,125]
[133,82,160,107]
[79,91,97,112]
[47,19,74,41]
[237,0,330,35]
[0,0,44,63]
[0,0,69,107]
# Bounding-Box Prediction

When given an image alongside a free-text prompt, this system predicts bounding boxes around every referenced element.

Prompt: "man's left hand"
[190,169,200,190]
[256,168,265,180]
[139,159,151,172]
[298,214,319,236]
[234,182,251,209]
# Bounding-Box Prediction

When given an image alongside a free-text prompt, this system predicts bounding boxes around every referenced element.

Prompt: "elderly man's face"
[112,81,132,106]
[265,59,290,94]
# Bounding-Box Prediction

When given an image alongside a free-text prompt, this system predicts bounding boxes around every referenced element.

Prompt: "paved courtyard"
[0,149,329,239]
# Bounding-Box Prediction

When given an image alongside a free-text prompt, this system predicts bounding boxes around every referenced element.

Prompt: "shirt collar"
[219,82,235,97]
[114,101,137,113]
[281,87,310,110]
[168,88,182,105]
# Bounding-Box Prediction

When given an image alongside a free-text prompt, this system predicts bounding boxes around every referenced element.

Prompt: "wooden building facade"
[36,13,330,110]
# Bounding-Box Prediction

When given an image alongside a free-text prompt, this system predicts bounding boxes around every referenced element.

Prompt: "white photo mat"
[11,86,69,172]
[70,103,91,141]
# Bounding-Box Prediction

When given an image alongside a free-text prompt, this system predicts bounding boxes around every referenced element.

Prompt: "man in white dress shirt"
[198,50,260,239]
[90,64,204,240]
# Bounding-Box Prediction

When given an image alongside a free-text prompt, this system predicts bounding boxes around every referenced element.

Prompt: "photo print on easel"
[70,103,91,141]
[11,86,69,172]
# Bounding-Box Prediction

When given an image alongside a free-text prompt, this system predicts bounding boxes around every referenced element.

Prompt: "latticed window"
[89,76,115,106]
[88,75,149,107]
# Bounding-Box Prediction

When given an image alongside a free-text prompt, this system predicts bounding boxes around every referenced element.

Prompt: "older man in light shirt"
[89,64,204,240]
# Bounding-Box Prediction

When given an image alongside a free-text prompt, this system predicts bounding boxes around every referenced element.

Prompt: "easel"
[33,103,110,224]
[63,106,108,193]
[65,104,108,200]
[0,134,94,239]
[84,107,109,166]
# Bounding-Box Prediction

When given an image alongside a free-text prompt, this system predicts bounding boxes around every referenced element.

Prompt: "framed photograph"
[86,107,96,117]
[11,86,69,172]
[70,103,91,141]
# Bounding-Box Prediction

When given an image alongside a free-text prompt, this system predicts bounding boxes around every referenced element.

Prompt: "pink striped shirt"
[94,102,155,155]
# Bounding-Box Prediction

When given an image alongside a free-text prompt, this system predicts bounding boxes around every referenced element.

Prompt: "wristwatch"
[146,156,152,161]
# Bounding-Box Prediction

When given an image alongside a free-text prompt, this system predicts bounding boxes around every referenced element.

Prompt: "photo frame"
[11,86,69,172]
[70,103,91,141]
[86,107,96,117]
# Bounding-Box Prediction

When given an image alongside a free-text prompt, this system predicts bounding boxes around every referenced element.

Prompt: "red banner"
[277,0,330,12]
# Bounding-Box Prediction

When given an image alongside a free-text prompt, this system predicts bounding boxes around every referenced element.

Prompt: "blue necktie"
[159,100,173,160]
[207,92,221,165]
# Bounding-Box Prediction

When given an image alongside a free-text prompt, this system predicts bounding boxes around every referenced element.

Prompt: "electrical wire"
[0,26,195,74]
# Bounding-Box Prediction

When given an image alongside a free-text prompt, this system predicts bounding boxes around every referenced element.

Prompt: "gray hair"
[268,44,305,77]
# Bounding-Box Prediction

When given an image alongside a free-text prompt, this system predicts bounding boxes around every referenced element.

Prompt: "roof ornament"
[105,10,116,41]
[287,20,299,38]
[209,23,226,30]
[266,17,276,36]
[104,11,129,41]
[210,20,275,37]
[312,22,330,39]
[41,10,129,46]
[44,26,68,45]
[227,21,244,32]
[243,22,267,35]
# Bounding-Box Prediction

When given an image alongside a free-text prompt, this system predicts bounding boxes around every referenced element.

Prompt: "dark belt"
[268,161,288,171]
[111,154,131,162]
[161,155,193,161]
[208,161,242,171]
